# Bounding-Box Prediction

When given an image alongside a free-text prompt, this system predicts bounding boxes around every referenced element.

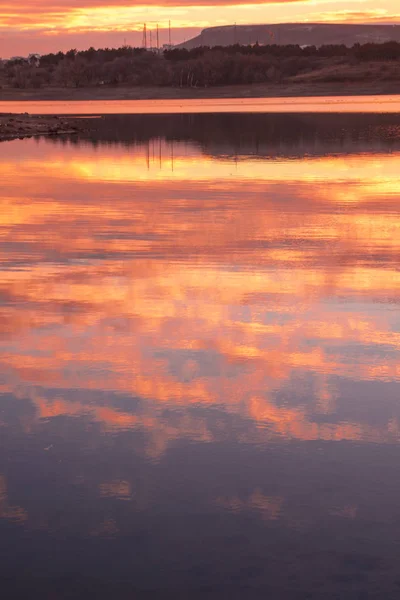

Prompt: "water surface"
[1,113,400,598]
[1,93,400,114]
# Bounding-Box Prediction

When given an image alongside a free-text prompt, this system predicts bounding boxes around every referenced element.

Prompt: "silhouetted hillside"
[178,23,400,50]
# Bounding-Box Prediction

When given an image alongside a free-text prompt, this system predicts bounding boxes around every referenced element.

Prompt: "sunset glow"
[2,132,400,456]
[0,0,399,56]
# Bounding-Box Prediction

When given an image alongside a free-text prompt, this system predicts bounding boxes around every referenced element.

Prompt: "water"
[2,94,400,114]
[1,111,400,598]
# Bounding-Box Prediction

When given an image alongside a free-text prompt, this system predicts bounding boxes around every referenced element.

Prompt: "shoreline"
[1,83,399,141]
[0,81,399,101]
[0,114,91,142]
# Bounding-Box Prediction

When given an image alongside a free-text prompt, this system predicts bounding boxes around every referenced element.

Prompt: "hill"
[178,23,400,49]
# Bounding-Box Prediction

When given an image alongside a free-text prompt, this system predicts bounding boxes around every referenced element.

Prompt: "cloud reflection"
[1,119,400,458]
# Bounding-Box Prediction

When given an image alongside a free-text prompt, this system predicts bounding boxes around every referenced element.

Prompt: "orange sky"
[0,0,399,57]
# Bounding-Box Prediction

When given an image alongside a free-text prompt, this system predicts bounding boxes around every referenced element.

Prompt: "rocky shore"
[0,113,89,142]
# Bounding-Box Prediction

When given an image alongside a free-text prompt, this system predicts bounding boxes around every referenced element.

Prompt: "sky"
[0,0,399,58]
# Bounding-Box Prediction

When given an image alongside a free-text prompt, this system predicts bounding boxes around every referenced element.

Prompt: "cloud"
[0,0,306,15]
[309,9,400,23]
[0,1,305,33]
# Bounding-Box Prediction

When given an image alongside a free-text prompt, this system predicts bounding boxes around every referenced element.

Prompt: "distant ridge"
[177,23,400,49]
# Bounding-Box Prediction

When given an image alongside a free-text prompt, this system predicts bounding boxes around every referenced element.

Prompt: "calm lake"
[2,93,400,114]
[1,108,400,599]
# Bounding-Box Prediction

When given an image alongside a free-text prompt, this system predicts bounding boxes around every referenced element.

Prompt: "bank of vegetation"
[1,41,400,90]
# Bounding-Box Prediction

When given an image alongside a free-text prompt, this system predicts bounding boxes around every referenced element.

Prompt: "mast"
[142,23,147,49]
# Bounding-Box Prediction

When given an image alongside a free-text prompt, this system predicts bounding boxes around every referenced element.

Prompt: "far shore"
[1,81,400,102]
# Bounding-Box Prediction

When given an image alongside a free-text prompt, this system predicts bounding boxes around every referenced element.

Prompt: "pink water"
[1,94,400,114]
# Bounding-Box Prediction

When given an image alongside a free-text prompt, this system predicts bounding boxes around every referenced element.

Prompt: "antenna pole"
[142,23,147,49]
[156,24,159,50]
[169,20,172,46]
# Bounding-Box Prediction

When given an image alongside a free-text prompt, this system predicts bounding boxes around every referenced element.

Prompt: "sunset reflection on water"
[1,114,400,598]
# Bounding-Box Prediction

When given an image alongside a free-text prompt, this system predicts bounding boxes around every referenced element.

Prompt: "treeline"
[166,41,400,61]
[1,41,400,89]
